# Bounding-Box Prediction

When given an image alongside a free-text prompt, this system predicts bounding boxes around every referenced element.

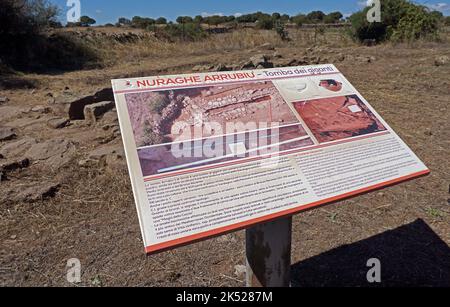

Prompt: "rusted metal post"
[245,217,292,287]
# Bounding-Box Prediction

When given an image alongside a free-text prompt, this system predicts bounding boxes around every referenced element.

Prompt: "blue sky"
[51,0,450,24]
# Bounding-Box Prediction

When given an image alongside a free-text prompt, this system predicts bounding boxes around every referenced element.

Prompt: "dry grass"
[81,28,357,67]
[83,29,285,67]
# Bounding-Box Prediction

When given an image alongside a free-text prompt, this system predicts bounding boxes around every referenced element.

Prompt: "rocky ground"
[0,29,449,286]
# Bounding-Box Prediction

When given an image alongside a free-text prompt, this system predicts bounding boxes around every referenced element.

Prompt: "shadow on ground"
[291,219,450,287]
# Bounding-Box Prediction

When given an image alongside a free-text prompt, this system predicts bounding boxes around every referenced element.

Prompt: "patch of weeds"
[91,275,103,287]
[425,207,443,218]
[329,212,338,223]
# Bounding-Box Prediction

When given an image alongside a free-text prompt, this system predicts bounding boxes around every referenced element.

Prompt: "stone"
[13,182,60,202]
[249,54,274,69]
[99,109,118,125]
[435,55,449,66]
[78,158,97,167]
[240,61,256,70]
[250,54,267,65]
[0,106,28,124]
[52,87,113,120]
[83,101,115,124]
[31,105,51,113]
[273,51,282,59]
[234,265,246,278]
[0,127,16,141]
[336,53,345,62]
[25,139,76,168]
[256,62,274,69]
[0,137,37,158]
[259,43,275,50]
[0,97,8,104]
[192,65,203,72]
[358,56,376,63]
[47,117,69,129]
[214,64,231,71]
[362,39,377,46]
[192,64,214,72]
[88,145,125,168]
[0,158,30,173]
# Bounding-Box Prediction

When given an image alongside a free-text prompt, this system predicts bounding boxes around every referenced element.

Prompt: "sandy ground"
[0,29,449,287]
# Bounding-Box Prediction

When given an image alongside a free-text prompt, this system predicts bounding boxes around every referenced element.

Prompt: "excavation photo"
[1,0,449,295]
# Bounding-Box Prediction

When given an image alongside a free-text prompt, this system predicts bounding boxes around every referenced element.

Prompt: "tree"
[156,17,167,24]
[176,16,193,24]
[256,16,274,29]
[204,15,223,27]
[272,12,281,20]
[236,13,258,23]
[79,16,96,27]
[291,13,308,27]
[349,0,440,42]
[392,4,440,41]
[445,16,450,26]
[194,15,204,24]
[226,15,236,22]
[118,17,131,26]
[280,14,290,22]
[324,11,343,24]
[0,0,97,71]
[429,10,444,22]
[27,0,60,28]
[275,22,289,41]
[306,10,325,23]
[131,16,155,29]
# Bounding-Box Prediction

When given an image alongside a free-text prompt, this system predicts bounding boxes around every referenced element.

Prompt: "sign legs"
[245,217,292,287]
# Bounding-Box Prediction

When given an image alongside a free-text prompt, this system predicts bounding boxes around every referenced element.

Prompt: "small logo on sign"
[366,258,381,283]
[66,258,81,283]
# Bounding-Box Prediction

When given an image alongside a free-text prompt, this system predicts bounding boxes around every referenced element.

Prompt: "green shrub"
[256,16,274,30]
[348,10,389,42]
[132,16,155,29]
[291,14,308,27]
[391,5,440,41]
[161,23,208,42]
[275,22,289,41]
[349,0,440,43]
[0,0,99,72]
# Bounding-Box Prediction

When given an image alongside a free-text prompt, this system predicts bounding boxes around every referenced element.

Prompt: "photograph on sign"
[112,64,429,254]
[292,95,387,143]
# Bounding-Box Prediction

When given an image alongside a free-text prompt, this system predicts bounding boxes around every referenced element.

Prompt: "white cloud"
[201,12,224,17]
[234,12,243,17]
[357,0,369,8]
[426,2,450,11]
[343,13,352,19]
[95,9,102,14]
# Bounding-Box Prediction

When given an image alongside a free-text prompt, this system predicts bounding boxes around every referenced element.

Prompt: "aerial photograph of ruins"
[138,123,313,176]
[125,81,301,147]
[125,81,314,176]
[293,94,387,143]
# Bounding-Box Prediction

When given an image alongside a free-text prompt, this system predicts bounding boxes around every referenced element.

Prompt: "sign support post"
[245,217,292,287]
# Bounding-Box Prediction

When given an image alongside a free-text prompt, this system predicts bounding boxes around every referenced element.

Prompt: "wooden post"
[245,217,292,287]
